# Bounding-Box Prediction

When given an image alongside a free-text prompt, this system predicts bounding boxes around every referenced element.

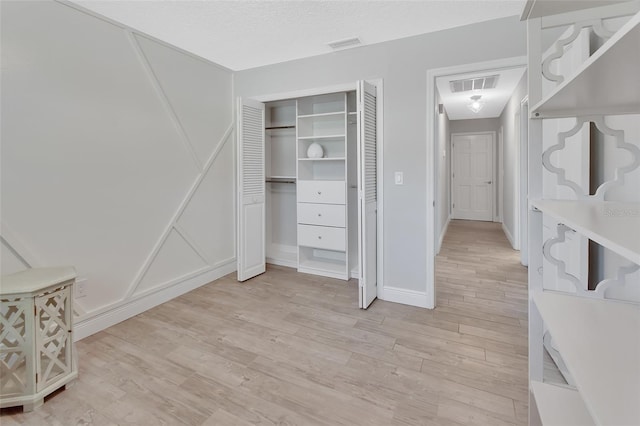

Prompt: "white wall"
[435,94,451,252]
[499,72,527,249]
[235,16,526,298]
[0,1,235,338]
[450,118,500,135]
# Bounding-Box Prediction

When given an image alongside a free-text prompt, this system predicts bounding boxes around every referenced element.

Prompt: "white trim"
[497,126,504,223]
[450,131,497,222]
[266,243,298,269]
[502,222,517,250]
[0,220,40,268]
[514,111,521,250]
[126,29,202,171]
[126,125,234,297]
[437,216,451,254]
[251,82,358,103]
[426,56,527,310]
[371,79,385,302]
[520,96,530,265]
[382,286,430,308]
[74,259,236,340]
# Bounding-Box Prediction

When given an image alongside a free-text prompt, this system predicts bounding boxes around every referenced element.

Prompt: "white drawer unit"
[298,224,346,251]
[297,180,345,205]
[297,203,346,227]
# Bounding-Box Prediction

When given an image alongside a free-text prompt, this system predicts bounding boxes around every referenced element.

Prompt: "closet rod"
[265,125,295,130]
[266,179,296,184]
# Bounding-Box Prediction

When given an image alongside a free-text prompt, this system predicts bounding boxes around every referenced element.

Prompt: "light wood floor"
[2,220,528,425]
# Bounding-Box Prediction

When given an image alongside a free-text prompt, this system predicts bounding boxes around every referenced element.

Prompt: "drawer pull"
[318,213,322,217]
[317,191,322,195]
[318,236,322,239]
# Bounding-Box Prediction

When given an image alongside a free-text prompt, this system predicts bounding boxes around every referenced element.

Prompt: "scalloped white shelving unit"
[525,4,640,426]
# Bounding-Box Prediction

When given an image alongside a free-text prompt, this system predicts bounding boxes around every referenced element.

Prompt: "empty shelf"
[531,381,594,426]
[531,200,640,264]
[533,291,640,426]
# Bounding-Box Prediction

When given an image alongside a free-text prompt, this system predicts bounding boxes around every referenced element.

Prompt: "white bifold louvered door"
[237,98,266,281]
[357,81,378,308]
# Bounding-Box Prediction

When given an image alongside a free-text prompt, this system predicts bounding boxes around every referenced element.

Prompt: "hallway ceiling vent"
[450,75,499,93]
[328,37,362,50]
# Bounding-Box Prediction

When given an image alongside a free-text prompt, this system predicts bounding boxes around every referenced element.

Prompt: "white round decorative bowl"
[307,142,324,159]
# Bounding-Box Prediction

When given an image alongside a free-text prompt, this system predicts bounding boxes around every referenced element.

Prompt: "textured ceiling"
[436,66,527,120]
[71,0,526,70]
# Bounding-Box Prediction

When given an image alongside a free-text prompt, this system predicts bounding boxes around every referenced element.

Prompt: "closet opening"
[237,81,381,309]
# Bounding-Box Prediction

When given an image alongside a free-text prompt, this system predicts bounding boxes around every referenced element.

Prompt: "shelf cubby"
[297,161,345,181]
[531,199,640,264]
[531,12,640,118]
[297,93,346,116]
[298,246,347,280]
[297,114,346,138]
[298,137,346,159]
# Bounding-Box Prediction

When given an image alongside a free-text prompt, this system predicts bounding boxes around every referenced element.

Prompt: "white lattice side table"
[0,267,77,411]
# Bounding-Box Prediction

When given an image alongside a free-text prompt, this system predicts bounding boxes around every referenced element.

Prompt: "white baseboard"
[267,243,297,268]
[502,222,516,249]
[437,216,451,254]
[381,285,431,309]
[266,257,297,269]
[350,267,359,279]
[74,260,236,340]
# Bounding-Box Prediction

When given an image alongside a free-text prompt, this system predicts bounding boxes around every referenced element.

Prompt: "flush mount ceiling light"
[468,95,484,114]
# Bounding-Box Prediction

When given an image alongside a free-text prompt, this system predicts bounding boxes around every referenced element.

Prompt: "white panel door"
[237,98,266,281]
[452,133,494,221]
[357,81,377,309]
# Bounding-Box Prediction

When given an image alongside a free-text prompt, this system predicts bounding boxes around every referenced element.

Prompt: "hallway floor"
[435,219,529,424]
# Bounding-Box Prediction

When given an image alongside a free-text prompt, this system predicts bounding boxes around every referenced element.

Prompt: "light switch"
[395,172,403,185]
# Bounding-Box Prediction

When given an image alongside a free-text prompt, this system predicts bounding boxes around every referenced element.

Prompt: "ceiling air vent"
[450,75,499,93]
[328,37,362,51]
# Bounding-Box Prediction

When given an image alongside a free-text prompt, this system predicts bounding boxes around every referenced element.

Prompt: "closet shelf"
[530,199,640,264]
[530,11,640,118]
[298,157,346,161]
[297,135,345,141]
[297,111,345,119]
[533,291,640,426]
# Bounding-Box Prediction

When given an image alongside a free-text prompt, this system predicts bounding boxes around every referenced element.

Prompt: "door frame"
[498,126,504,223]
[450,131,497,222]
[519,96,529,265]
[426,56,527,309]
[238,79,385,300]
